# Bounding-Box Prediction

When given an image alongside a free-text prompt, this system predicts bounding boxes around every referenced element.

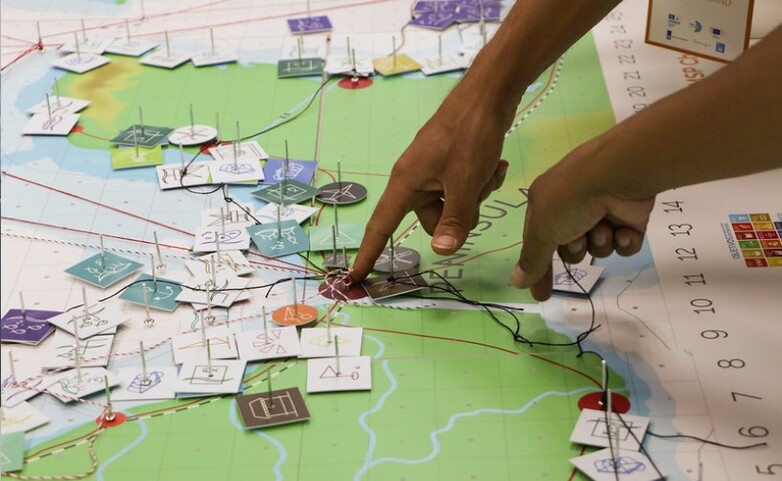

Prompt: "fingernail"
[617,234,630,248]
[593,231,607,247]
[511,265,527,288]
[432,235,458,250]
[568,239,583,254]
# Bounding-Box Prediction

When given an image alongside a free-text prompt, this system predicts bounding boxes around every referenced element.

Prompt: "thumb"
[514,207,558,300]
[432,189,479,255]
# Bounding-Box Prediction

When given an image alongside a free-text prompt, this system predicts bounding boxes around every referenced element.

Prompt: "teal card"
[308,224,364,251]
[119,274,182,312]
[277,58,325,78]
[0,431,25,472]
[247,220,310,257]
[65,252,144,288]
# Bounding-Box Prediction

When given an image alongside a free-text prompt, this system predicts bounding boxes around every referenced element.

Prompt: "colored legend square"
[753,222,774,231]
[735,231,757,240]
[741,249,764,258]
[745,258,768,268]
[764,249,782,257]
[738,240,761,249]
[768,258,782,267]
[749,213,772,222]
[774,221,782,230]
[761,239,782,248]
[729,214,750,222]
[731,222,754,232]
[757,231,779,240]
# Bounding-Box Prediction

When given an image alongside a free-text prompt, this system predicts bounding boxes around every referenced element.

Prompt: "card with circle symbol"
[262,158,317,185]
[171,326,239,365]
[209,158,264,184]
[570,408,650,451]
[235,326,302,361]
[0,431,25,472]
[324,54,374,76]
[0,401,49,434]
[27,96,90,115]
[118,274,182,312]
[287,15,333,34]
[316,181,368,205]
[361,271,428,301]
[570,447,664,481]
[41,331,115,369]
[174,359,246,395]
[298,327,363,358]
[247,220,310,258]
[156,161,212,190]
[45,367,120,403]
[104,38,160,56]
[0,309,59,345]
[236,387,310,429]
[372,54,422,76]
[277,58,325,78]
[140,50,192,69]
[255,202,318,226]
[308,224,364,251]
[21,112,80,136]
[48,302,130,339]
[251,180,320,206]
[52,52,111,73]
[167,125,218,146]
[65,252,144,288]
[111,125,174,147]
[191,49,238,67]
[112,366,178,401]
[373,246,421,273]
[306,356,372,393]
[110,145,165,170]
[193,225,252,253]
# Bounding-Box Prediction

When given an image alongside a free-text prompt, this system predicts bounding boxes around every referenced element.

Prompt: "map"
[1,0,780,480]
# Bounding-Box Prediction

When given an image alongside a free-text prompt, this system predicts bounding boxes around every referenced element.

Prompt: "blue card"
[247,220,310,257]
[263,158,317,185]
[119,274,182,312]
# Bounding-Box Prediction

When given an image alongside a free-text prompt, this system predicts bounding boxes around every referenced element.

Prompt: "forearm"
[454,0,622,118]
[587,24,782,198]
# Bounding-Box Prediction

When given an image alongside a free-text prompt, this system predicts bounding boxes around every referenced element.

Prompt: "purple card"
[409,12,458,30]
[413,0,498,13]
[263,158,318,185]
[1,309,59,345]
[287,15,333,34]
[453,4,500,22]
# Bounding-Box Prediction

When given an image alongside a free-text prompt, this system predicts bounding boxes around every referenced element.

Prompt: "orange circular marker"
[96,411,127,428]
[338,77,372,90]
[577,392,630,414]
[272,304,319,327]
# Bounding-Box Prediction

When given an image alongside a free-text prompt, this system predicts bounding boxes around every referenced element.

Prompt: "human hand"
[512,140,655,301]
[350,91,513,282]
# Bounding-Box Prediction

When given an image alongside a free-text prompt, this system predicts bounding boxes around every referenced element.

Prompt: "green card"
[308,224,364,251]
[247,220,310,258]
[1,431,25,472]
[277,58,325,78]
[65,252,144,288]
[251,180,320,206]
[111,145,164,170]
[119,274,182,312]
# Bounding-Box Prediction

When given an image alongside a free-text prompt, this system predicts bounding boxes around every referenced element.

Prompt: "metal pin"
[233,121,240,168]
[283,139,290,181]
[205,282,215,325]
[327,307,333,344]
[143,282,155,327]
[75,291,84,381]
[140,0,147,19]
[262,305,268,339]
[99,233,106,268]
[81,286,90,324]
[73,32,82,62]
[438,34,443,64]
[292,277,298,314]
[276,204,282,238]
[214,112,220,143]
[80,19,88,42]
[220,207,227,235]
[297,35,303,64]
[346,36,351,57]
[606,388,615,456]
[199,309,207,344]
[435,0,440,13]
[392,35,396,67]
[125,18,132,45]
[600,359,608,405]
[260,367,272,410]
[210,254,217,287]
[7,349,17,385]
[334,200,340,237]
[19,292,26,320]
[306,0,311,18]
[153,231,166,273]
[209,28,215,55]
[337,159,342,187]
[351,48,358,81]
[479,0,487,46]
[139,341,151,386]
[45,93,53,121]
[103,375,116,422]
[138,106,145,137]
[189,103,195,136]
[330,225,338,261]
[164,30,171,58]
[36,21,42,46]
[149,253,158,291]
[388,238,395,278]
[341,246,348,269]
[206,338,214,377]
[132,124,140,158]
[334,335,341,376]
[54,77,62,107]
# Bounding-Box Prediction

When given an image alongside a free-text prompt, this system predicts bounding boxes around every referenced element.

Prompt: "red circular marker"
[578,392,631,414]
[95,411,127,428]
[272,304,319,327]
[338,77,373,90]
[318,278,368,301]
